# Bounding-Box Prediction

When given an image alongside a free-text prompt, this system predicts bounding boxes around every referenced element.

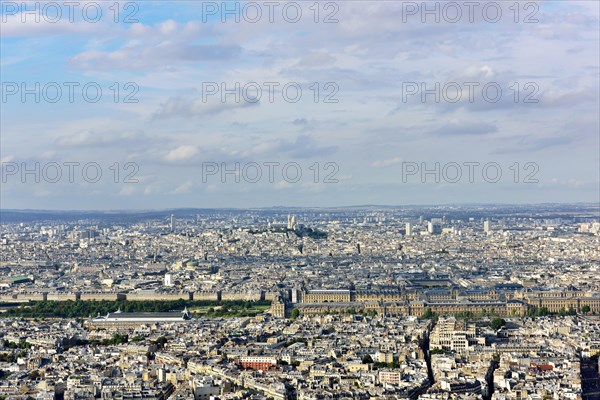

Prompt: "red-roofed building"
[239,356,277,371]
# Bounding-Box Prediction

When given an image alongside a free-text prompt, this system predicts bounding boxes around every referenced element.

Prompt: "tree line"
[0,299,271,319]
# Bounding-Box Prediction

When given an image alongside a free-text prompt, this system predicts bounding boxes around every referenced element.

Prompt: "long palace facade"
[270,284,600,318]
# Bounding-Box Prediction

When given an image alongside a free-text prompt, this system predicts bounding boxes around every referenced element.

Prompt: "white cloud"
[371,157,403,168]
[164,145,199,162]
[0,155,15,163]
[173,180,194,194]
[118,186,136,196]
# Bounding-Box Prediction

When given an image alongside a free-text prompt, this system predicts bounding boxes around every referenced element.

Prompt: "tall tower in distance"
[287,214,298,230]
[164,273,173,287]
[484,220,490,235]
[170,214,175,232]
[428,221,441,234]
[405,222,412,236]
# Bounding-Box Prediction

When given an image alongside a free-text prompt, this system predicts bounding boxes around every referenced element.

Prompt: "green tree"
[154,336,168,348]
[291,308,300,320]
[582,305,591,314]
[558,307,567,316]
[28,370,41,380]
[423,307,435,319]
[362,354,373,364]
[491,317,506,330]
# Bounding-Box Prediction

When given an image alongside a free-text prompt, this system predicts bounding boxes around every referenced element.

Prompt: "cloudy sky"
[1,0,598,209]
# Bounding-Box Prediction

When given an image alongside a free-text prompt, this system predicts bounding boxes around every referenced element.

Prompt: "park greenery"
[525,306,577,317]
[0,350,27,363]
[0,299,271,319]
[420,306,580,321]
[2,340,31,350]
[372,361,402,369]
